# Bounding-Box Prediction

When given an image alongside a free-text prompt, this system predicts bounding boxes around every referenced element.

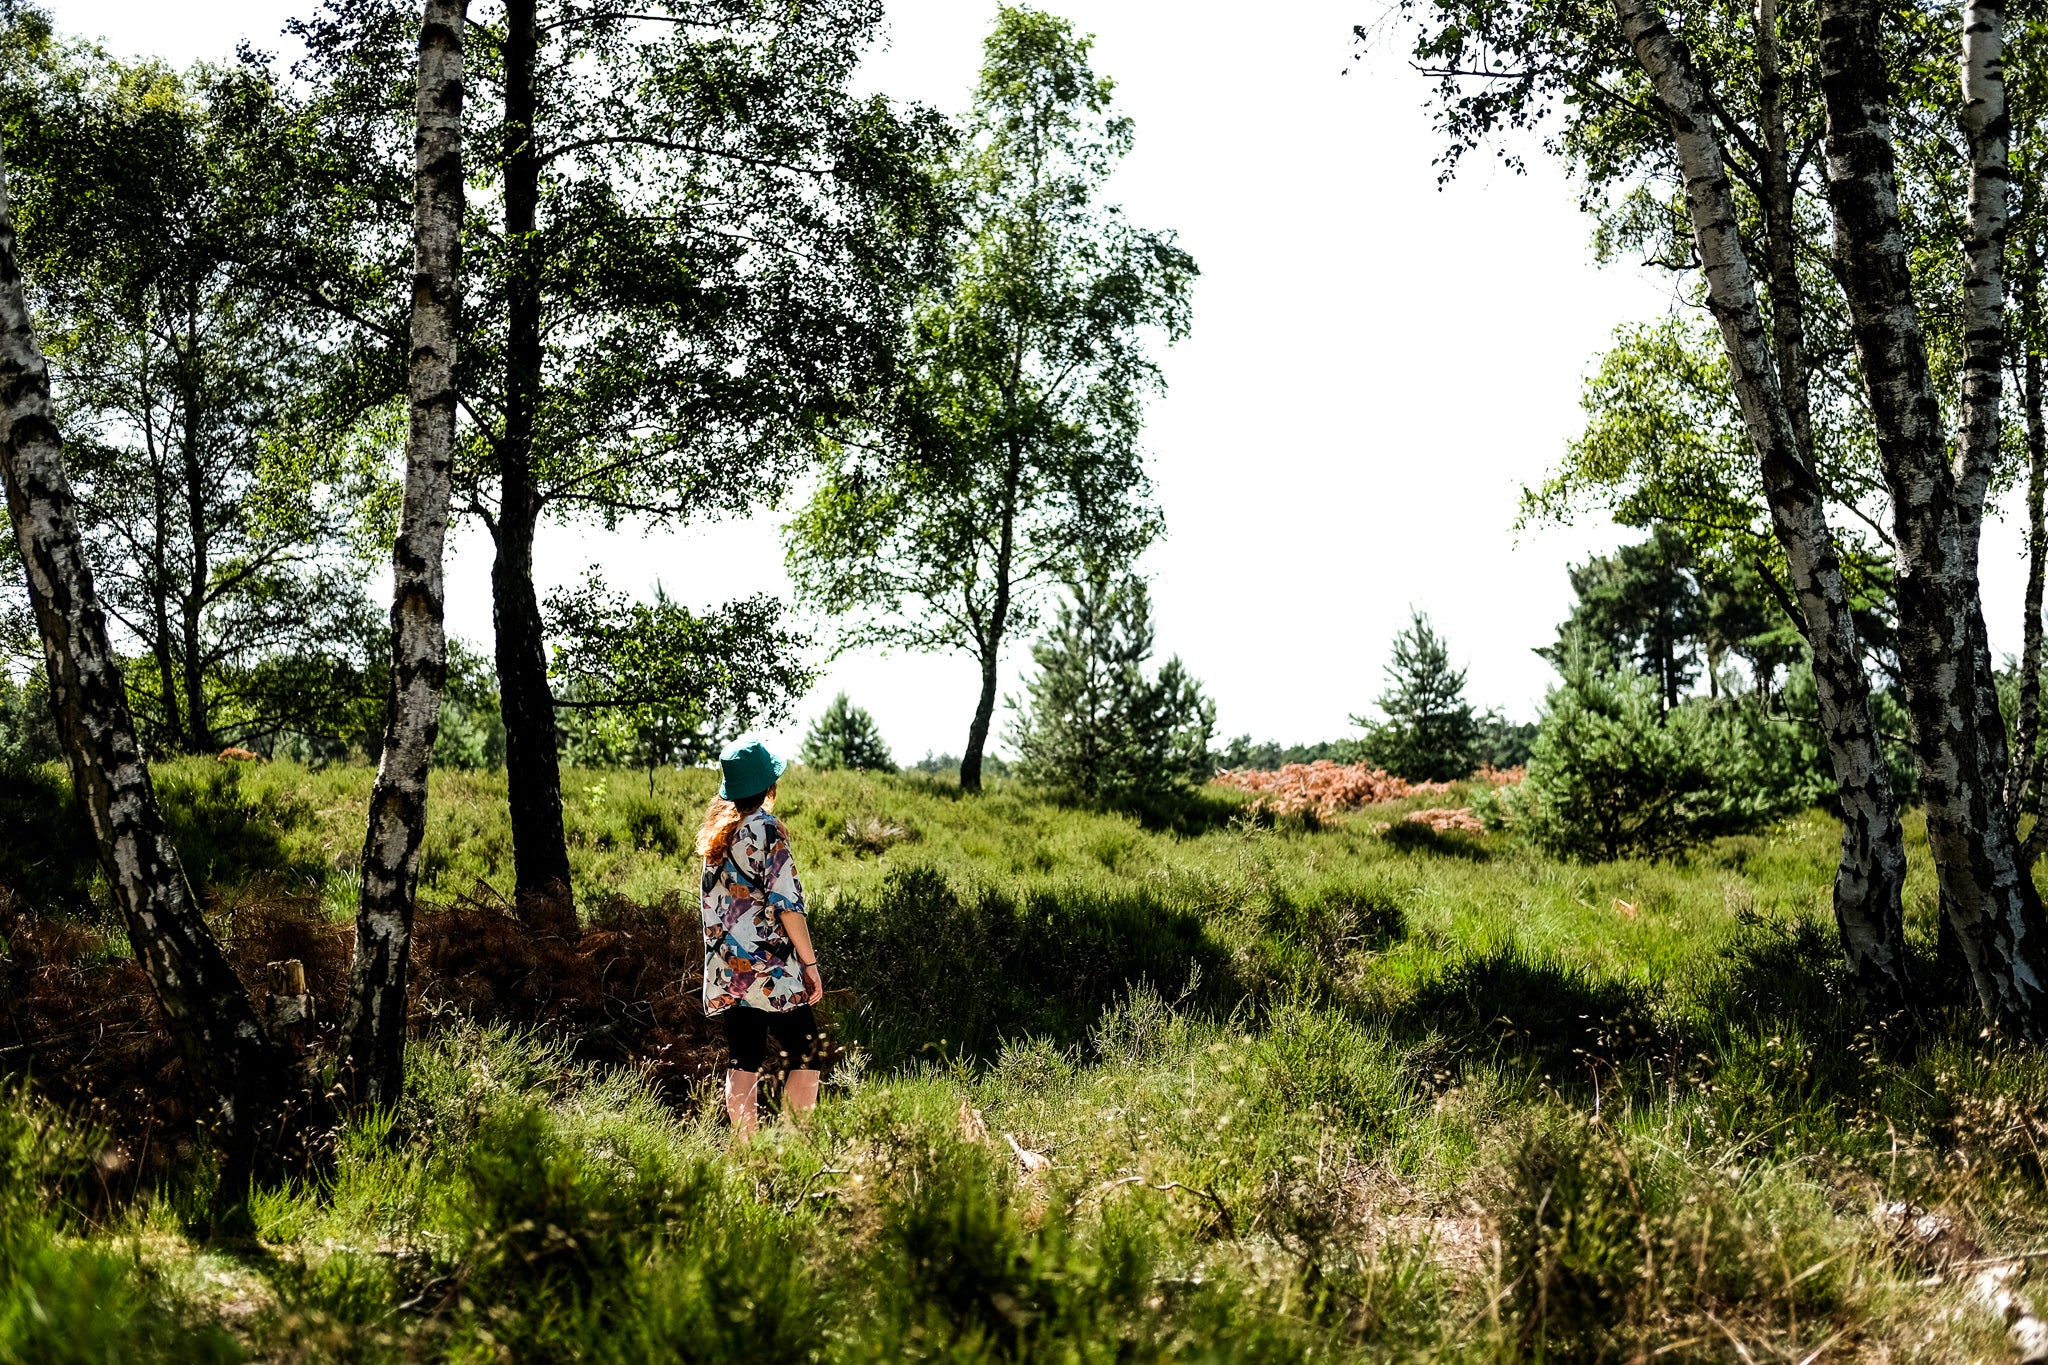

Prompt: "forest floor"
[2,760,2045,1361]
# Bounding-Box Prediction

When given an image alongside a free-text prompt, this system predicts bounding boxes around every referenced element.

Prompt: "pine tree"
[801,694,895,772]
[1008,572,1215,806]
[1355,611,1480,782]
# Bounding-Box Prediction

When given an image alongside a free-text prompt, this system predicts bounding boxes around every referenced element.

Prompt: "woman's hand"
[802,960,824,1004]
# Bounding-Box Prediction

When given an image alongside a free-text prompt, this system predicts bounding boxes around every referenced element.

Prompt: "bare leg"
[784,1067,821,1122]
[725,1068,760,1139]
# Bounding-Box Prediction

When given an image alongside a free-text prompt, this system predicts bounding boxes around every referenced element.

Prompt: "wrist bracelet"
[797,957,817,968]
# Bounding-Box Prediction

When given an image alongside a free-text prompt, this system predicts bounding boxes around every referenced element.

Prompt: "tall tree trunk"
[1817,0,2048,1034]
[491,0,574,931]
[1756,0,1815,460]
[340,0,464,1110]
[178,317,212,754]
[1614,0,1914,1005]
[960,447,1021,794]
[2019,244,2048,860]
[0,141,297,1199]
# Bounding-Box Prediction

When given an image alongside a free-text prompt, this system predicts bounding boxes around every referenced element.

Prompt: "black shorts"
[722,1003,821,1074]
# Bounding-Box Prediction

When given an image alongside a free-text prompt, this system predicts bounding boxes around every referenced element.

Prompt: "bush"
[1501,651,1820,860]
[800,692,895,771]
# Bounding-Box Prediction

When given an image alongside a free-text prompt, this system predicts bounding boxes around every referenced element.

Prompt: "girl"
[697,740,824,1137]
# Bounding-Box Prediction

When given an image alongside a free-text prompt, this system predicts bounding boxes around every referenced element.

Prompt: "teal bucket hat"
[719,740,786,801]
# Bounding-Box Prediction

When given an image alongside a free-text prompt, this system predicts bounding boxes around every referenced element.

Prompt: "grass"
[1,757,2042,1361]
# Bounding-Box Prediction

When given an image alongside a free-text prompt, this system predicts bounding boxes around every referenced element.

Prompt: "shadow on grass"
[820,863,1235,1065]
[155,766,327,894]
[0,764,98,916]
[1379,821,1492,861]
[1386,943,1677,1088]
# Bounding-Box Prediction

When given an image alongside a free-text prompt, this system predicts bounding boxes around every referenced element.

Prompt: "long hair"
[696,786,775,867]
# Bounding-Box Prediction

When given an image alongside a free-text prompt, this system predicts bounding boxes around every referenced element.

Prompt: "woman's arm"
[782,911,824,1004]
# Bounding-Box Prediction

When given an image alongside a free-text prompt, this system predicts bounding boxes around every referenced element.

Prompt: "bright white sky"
[43,0,2041,762]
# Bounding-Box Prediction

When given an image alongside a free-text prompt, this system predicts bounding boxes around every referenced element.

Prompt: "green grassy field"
[1,759,2042,1362]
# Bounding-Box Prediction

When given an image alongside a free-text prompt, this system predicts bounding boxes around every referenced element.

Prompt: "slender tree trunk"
[340,0,464,1109]
[1614,0,1914,1004]
[149,473,182,749]
[490,0,574,931]
[1756,0,1815,460]
[2020,247,2048,861]
[1817,0,2048,1034]
[960,446,1022,794]
[0,141,297,1198]
[178,312,212,753]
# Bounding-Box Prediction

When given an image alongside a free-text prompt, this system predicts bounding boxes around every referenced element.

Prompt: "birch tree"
[338,0,464,1110]
[292,0,947,931]
[1815,0,2048,1030]
[785,6,1194,793]
[0,140,296,1199]
[1401,0,1916,1003]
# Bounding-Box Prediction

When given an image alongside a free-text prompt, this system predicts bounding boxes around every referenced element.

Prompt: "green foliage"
[14,758,2048,1360]
[0,671,59,771]
[0,761,97,915]
[1214,736,1366,770]
[1548,528,1703,708]
[547,577,814,775]
[1007,572,1216,809]
[785,6,1195,770]
[0,36,395,757]
[431,638,505,772]
[800,693,895,772]
[0,1087,238,1364]
[1501,643,1826,860]
[1353,611,1480,782]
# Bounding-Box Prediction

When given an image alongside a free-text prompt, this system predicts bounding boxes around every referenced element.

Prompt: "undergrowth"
[0,761,2039,1360]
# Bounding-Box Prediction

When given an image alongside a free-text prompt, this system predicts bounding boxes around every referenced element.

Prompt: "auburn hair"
[696,786,777,867]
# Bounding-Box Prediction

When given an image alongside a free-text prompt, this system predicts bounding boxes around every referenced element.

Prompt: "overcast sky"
[44,0,2040,762]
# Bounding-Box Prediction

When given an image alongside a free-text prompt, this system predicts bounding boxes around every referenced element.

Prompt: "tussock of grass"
[0,761,2042,1359]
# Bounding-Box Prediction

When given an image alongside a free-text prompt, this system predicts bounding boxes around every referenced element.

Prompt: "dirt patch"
[0,884,738,1186]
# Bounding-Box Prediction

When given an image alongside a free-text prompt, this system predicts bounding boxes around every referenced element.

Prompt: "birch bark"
[1817,0,2048,1033]
[1612,0,1914,1002]
[339,0,464,1109]
[0,141,294,1187]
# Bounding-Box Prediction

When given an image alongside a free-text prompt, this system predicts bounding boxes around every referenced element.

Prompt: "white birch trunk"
[0,140,294,1188]
[1612,0,1914,1004]
[1818,0,2048,1034]
[339,0,465,1108]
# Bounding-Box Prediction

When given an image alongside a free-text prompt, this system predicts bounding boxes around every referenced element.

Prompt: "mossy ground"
[0,759,2036,1362]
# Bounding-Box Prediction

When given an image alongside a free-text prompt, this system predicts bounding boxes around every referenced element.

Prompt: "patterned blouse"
[701,808,809,1015]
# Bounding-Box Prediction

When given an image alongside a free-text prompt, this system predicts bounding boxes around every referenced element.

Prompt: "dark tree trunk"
[960,447,1022,794]
[489,0,574,932]
[1817,0,2048,1034]
[2019,248,2048,861]
[0,140,299,1199]
[1614,0,1914,1005]
[340,0,465,1109]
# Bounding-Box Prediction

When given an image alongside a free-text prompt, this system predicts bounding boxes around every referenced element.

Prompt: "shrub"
[800,692,895,771]
[1503,651,1820,860]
